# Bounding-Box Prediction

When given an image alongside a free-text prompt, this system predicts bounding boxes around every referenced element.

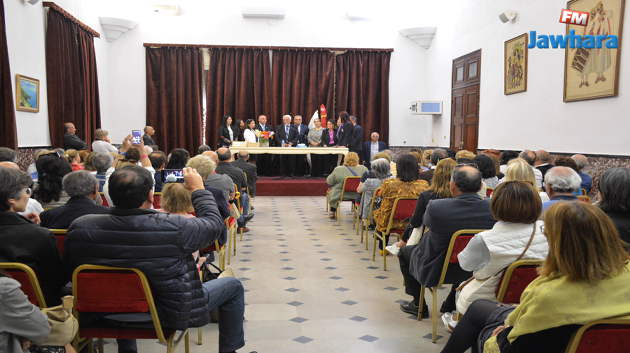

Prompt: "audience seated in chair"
[40,171,108,229]
[571,154,592,194]
[326,152,368,219]
[0,167,68,306]
[231,150,259,197]
[534,149,553,181]
[596,167,630,246]
[92,128,118,153]
[441,202,630,353]
[542,166,581,212]
[32,152,73,209]
[419,149,448,183]
[63,123,87,151]
[397,165,497,318]
[474,154,498,189]
[63,166,246,353]
[216,148,251,227]
[0,162,44,217]
[357,158,394,223]
[503,158,550,203]
[92,153,113,192]
[148,151,167,193]
[166,148,190,169]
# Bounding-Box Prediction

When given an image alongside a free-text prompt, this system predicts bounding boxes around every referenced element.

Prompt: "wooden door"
[450,50,481,151]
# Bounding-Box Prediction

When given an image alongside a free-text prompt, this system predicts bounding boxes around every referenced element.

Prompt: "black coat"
[294,124,310,145]
[0,212,69,306]
[409,193,497,287]
[409,191,442,228]
[606,211,630,246]
[215,162,247,191]
[351,124,363,152]
[275,124,298,146]
[337,122,355,148]
[217,125,234,147]
[231,159,259,197]
[142,134,156,146]
[64,133,87,150]
[321,129,338,147]
[64,189,224,330]
[40,197,110,229]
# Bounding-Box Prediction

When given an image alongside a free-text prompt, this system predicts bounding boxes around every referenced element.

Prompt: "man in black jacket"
[40,170,109,229]
[350,116,363,163]
[64,166,245,353]
[419,149,448,183]
[63,122,88,150]
[398,166,497,318]
[275,115,299,178]
[216,148,252,224]
[232,150,259,197]
[255,114,275,176]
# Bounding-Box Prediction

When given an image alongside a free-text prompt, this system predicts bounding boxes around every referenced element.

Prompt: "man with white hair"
[275,115,298,178]
[542,166,582,211]
[362,132,387,169]
[571,154,592,193]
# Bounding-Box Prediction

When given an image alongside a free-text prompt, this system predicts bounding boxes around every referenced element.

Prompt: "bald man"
[0,162,43,223]
[143,126,157,147]
[571,154,592,193]
[63,122,88,150]
[534,150,553,181]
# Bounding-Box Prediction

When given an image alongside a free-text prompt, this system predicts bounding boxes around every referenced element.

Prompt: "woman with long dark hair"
[336,111,355,148]
[218,115,234,148]
[166,149,190,169]
[32,152,73,209]
[242,119,258,163]
[234,119,245,142]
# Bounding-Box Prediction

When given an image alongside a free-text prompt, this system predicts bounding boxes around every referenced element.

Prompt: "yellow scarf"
[507,262,630,342]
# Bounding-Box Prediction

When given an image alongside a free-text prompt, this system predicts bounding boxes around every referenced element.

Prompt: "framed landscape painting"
[504,33,528,95]
[16,75,40,112]
[564,0,626,102]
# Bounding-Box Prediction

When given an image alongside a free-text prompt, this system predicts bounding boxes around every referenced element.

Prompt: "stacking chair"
[72,265,190,353]
[50,229,67,257]
[226,217,237,265]
[234,183,245,242]
[99,192,109,207]
[243,172,252,213]
[372,197,418,271]
[581,188,587,196]
[486,187,494,198]
[336,176,362,226]
[564,319,630,353]
[201,240,226,272]
[0,262,47,307]
[577,195,591,204]
[417,229,487,343]
[361,188,381,250]
[153,192,163,209]
[495,259,543,304]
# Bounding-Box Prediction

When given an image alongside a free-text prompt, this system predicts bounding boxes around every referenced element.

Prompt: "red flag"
[320,104,327,126]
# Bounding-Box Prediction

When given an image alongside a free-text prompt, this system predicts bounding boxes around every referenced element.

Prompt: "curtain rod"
[42,2,100,38]
[143,43,394,53]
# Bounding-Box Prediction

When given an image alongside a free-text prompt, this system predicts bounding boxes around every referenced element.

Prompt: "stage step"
[255,176,328,196]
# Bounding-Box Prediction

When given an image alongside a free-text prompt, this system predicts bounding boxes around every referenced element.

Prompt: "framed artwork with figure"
[504,33,528,95]
[16,74,40,112]
[564,0,626,102]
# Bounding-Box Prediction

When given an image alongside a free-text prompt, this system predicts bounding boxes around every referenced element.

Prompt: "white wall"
[6,0,108,147]
[423,0,630,155]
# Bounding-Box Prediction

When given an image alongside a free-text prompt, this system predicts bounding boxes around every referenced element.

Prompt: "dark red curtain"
[45,8,83,149]
[0,0,16,149]
[146,47,204,154]
[271,50,334,129]
[76,28,101,148]
[335,51,391,144]
[206,49,271,149]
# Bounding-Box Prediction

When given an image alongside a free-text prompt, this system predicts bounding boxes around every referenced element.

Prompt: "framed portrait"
[16,75,40,113]
[504,33,528,95]
[564,0,626,102]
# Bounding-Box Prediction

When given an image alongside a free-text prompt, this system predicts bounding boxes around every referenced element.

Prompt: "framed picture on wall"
[564,0,626,102]
[16,75,40,113]
[504,33,528,95]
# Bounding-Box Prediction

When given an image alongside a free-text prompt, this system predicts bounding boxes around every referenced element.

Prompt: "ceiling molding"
[99,17,139,42]
[399,27,437,49]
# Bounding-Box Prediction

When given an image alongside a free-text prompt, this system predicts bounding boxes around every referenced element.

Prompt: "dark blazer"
[232,159,259,197]
[321,129,338,147]
[0,212,69,306]
[351,124,363,152]
[419,169,435,183]
[337,122,355,148]
[217,125,234,147]
[606,211,630,246]
[205,185,230,247]
[294,124,310,144]
[40,197,109,229]
[215,161,247,190]
[154,170,164,192]
[362,141,387,168]
[535,163,553,182]
[64,189,223,330]
[275,124,298,146]
[142,134,156,146]
[409,193,497,287]
[64,133,87,150]
[409,190,442,228]
[255,123,275,146]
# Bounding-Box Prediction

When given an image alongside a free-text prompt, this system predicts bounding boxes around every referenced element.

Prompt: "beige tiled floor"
[126,196,451,352]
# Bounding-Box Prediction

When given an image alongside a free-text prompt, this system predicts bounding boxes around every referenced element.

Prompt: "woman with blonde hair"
[326,152,368,219]
[423,149,434,168]
[65,149,84,171]
[503,158,549,202]
[441,201,630,353]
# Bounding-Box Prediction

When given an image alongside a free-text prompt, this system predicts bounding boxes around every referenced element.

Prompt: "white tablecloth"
[228,146,349,155]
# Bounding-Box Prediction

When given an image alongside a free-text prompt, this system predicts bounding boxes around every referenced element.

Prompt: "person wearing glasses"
[419,148,448,183]
[0,167,69,306]
[398,165,497,319]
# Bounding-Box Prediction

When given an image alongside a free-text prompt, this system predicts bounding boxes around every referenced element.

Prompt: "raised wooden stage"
[255,176,329,196]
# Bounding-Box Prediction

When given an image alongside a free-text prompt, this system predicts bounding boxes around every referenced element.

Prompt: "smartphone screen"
[162,169,185,183]
[131,130,142,145]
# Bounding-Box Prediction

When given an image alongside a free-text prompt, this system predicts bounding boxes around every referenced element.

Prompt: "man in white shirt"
[92,129,118,153]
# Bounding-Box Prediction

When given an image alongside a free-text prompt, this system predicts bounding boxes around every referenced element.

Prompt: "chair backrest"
[72,265,168,341]
[438,229,487,287]
[577,195,591,204]
[385,197,418,234]
[486,187,494,197]
[581,188,587,196]
[153,192,162,209]
[495,259,543,304]
[49,229,67,257]
[233,183,242,210]
[340,176,362,201]
[0,263,47,307]
[564,319,630,353]
[99,192,109,207]
[243,172,251,196]
[367,187,382,221]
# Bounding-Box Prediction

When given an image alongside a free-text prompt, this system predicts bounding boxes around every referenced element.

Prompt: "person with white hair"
[92,129,118,153]
[571,154,592,193]
[542,166,582,212]
[275,114,298,178]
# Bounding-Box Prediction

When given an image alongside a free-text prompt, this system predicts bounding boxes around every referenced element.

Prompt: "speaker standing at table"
[255,114,275,176]
[275,115,298,178]
[293,115,310,177]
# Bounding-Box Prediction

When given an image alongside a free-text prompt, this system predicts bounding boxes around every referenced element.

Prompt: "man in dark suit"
[398,166,497,317]
[40,171,109,229]
[63,122,88,150]
[149,151,167,192]
[215,147,252,222]
[293,115,310,176]
[255,114,275,176]
[419,149,448,183]
[142,126,157,147]
[232,150,259,197]
[275,115,299,178]
[350,116,363,163]
[362,132,387,169]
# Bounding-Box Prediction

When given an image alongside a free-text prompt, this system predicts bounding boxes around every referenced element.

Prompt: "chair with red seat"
[99,192,109,207]
[372,197,417,271]
[486,187,494,198]
[564,319,630,353]
[50,229,67,257]
[226,217,237,265]
[417,229,487,343]
[361,188,382,250]
[336,176,362,226]
[72,264,190,353]
[577,195,591,204]
[0,262,47,308]
[495,259,543,304]
[153,192,163,209]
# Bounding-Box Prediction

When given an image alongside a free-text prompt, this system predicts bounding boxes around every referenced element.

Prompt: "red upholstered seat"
[564,320,630,353]
[8,270,40,305]
[495,259,543,305]
[153,194,162,209]
[55,235,64,256]
[449,236,473,263]
[486,187,494,197]
[100,194,109,207]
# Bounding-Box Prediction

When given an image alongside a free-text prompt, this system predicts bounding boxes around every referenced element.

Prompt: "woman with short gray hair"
[357,158,393,220]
